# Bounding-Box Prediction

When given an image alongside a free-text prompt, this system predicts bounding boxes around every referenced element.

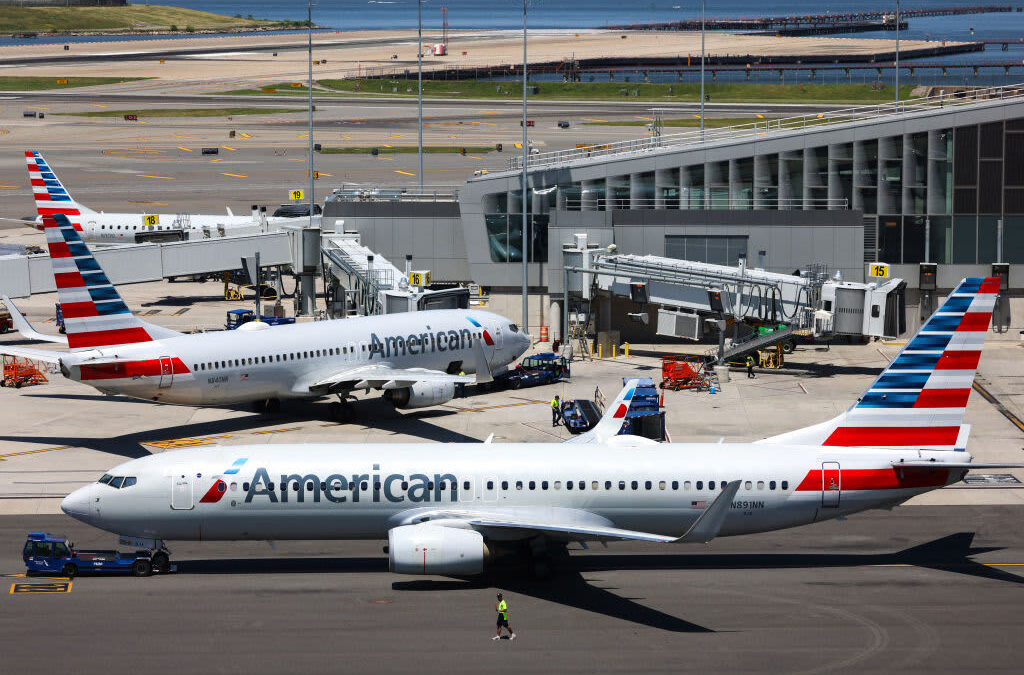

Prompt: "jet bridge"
[321,232,469,318]
[560,235,906,362]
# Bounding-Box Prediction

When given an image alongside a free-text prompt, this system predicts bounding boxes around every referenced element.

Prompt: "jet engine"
[388,524,488,575]
[382,381,455,409]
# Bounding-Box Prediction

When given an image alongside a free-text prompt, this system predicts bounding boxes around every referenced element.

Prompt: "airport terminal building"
[324,84,1024,325]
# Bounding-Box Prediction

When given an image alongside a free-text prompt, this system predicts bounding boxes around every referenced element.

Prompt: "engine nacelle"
[382,381,455,409]
[388,524,486,575]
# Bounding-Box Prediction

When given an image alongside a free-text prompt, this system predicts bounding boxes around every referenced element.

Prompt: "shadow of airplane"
[164,532,1020,633]
[0,396,478,459]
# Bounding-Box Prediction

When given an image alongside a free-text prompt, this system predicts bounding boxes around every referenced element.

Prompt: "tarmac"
[1,507,1023,673]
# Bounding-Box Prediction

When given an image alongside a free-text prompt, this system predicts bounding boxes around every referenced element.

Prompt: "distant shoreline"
[1,25,323,39]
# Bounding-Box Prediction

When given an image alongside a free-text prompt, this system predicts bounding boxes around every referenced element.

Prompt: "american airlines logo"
[243,467,460,504]
[367,321,480,360]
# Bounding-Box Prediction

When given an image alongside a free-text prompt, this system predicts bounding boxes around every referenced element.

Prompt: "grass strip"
[0,6,281,32]
[60,107,305,118]
[0,76,147,90]
[320,146,495,154]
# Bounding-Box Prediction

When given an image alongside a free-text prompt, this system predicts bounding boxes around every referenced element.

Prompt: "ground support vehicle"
[562,399,603,434]
[1,355,48,388]
[661,355,711,390]
[22,532,170,578]
[617,378,667,441]
[494,352,570,390]
[225,309,296,330]
[0,306,11,334]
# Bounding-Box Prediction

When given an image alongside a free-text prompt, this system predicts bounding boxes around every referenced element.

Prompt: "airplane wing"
[395,481,741,545]
[2,296,68,345]
[299,364,474,393]
[0,344,62,364]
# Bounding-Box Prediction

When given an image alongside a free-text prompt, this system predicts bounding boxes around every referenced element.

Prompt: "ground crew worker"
[745,354,756,379]
[456,370,466,398]
[551,395,562,427]
[492,592,516,641]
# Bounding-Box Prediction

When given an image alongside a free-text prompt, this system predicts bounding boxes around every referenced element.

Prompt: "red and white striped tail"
[758,277,999,450]
[25,150,91,232]
[44,213,156,351]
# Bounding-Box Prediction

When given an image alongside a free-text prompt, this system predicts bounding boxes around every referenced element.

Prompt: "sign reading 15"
[869,264,889,278]
[143,215,159,226]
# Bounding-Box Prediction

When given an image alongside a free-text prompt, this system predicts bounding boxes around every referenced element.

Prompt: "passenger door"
[171,473,194,510]
[822,462,841,508]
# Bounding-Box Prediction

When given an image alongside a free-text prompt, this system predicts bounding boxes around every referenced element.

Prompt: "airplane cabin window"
[307,482,315,491]
[659,481,666,490]
[363,481,371,491]
[292,483,300,492]
[122,477,137,488]
[709,481,716,490]
[243,482,250,491]
[745,481,752,490]
[564,481,571,490]
[528,481,536,490]
[541,481,548,490]
[645,481,652,490]
[463,481,470,491]
[769,481,777,490]
[683,481,690,490]
[592,481,599,490]
[501,481,508,490]
[696,481,703,490]
[516,481,523,490]
[401,481,409,490]
[631,481,638,490]
[268,482,275,490]
[605,481,612,490]
[578,481,585,490]
[671,481,679,490]
[757,481,765,490]
[230,482,237,491]
[781,481,789,490]
[487,480,494,490]
[619,481,626,491]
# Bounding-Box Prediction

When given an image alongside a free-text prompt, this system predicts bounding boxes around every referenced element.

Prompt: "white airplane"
[17,150,301,243]
[59,277,1017,577]
[0,213,530,417]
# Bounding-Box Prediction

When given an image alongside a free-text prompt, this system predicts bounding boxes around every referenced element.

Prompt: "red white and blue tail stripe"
[758,277,999,450]
[25,150,92,232]
[44,213,161,351]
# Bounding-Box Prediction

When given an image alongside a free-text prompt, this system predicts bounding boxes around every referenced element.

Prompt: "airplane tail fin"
[25,150,94,232]
[563,378,645,444]
[757,277,999,451]
[43,213,180,351]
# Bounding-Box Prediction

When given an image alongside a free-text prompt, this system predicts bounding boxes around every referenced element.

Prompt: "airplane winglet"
[675,480,741,544]
[2,295,68,345]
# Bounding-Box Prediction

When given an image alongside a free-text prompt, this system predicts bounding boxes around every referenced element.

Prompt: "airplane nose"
[61,486,91,520]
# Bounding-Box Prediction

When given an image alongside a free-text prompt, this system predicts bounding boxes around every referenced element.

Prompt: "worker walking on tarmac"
[745,354,756,379]
[551,395,562,427]
[456,370,467,398]
[492,592,516,641]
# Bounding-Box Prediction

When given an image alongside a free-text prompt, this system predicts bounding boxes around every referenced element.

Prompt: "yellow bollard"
[589,341,595,356]
[612,344,617,359]
[598,344,603,359]
[623,342,630,358]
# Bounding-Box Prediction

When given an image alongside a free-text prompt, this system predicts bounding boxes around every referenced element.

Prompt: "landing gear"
[251,398,282,414]
[328,398,353,423]
[150,550,171,574]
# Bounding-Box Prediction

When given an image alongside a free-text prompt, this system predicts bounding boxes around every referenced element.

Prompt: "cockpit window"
[122,477,137,488]
[98,474,113,485]
[109,476,125,489]
[508,323,519,333]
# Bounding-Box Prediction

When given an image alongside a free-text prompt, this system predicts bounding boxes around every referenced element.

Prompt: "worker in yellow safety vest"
[745,354,756,379]
[492,592,516,641]
[550,395,562,427]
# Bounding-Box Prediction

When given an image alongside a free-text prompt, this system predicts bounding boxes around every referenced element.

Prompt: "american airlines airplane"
[18,151,299,243]
[0,212,529,417]
[59,277,1014,576]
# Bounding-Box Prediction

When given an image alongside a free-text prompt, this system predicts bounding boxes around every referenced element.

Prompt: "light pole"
[894,0,900,107]
[307,2,315,223]
[700,0,705,140]
[418,0,424,189]
[521,0,529,334]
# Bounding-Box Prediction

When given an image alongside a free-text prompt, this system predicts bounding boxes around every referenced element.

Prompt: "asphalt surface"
[2,507,1023,673]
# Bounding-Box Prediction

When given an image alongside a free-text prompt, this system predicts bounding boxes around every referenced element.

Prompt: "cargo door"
[822,462,841,508]
[171,473,194,510]
[158,356,174,388]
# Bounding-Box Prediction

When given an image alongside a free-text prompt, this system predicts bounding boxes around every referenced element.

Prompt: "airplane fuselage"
[62,443,966,543]
[61,310,527,405]
[34,212,295,244]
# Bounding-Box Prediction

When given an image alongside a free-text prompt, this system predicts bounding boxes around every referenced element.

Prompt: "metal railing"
[561,197,848,210]
[505,82,1024,172]
[327,185,459,204]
